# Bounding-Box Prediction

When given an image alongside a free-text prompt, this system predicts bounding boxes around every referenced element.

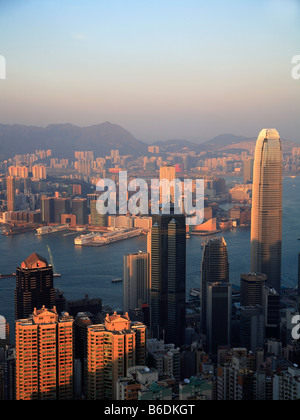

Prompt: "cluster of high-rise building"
[0,128,300,401]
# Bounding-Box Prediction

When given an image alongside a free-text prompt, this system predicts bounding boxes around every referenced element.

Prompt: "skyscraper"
[150,209,186,347]
[15,306,74,400]
[243,158,254,184]
[159,165,176,204]
[250,129,283,292]
[15,253,56,320]
[240,273,267,307]
[72,198,88,225]
[123,251,150,313]
[41,196,54,223]
[6,175,16,212]
[206,282,232,355]
[201,237,229,339]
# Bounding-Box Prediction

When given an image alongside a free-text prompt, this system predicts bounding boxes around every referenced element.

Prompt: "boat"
[186,233,191,239]
[189,288,201,298]
[53,273,62,277]
[112,278,123,283]
[36,224,69,236]
[74,228,143,246]
[74,232,97,245]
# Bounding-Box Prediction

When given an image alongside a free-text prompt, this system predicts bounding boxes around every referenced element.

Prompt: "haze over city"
[1,0,300,143]
[2,0,300,404]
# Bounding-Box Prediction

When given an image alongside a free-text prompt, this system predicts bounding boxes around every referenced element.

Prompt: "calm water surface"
[1,176,299,342]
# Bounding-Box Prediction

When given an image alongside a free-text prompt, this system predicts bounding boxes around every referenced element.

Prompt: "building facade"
[15,306,74,400]
[250,128,283,292]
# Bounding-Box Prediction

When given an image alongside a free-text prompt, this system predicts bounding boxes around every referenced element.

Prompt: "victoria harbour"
[1,176,300,342]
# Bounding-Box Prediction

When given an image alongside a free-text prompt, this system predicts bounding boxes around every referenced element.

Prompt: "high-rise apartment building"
[15,253,56,320]
[72,198,88,225]
[41,196,55,223]
[90,200,107,227]
[159,165,176,204]
[15,306,74,400]
[6,175,16,212]
[86,313,146,400]
[123,251,150,313]
[54,198,71,223]
[201,237,229,339]
[250,129,283,292]
[243,158,254,184]
[150,209,186,347]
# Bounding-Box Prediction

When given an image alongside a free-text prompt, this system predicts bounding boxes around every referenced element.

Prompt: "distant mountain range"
[0,122,147,160]
[0,122,297,160]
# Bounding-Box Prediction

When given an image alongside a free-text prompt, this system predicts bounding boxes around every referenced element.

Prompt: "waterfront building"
[250,129,283,292]
[15,253,56,320]
[72,198,88,225]
[6,176,16,212]
[90,200,107,227]
[41,196,55,223]
[54,198,71,224]
[123,251,150,313]
[150,208,186,347]
[15,306,74,400]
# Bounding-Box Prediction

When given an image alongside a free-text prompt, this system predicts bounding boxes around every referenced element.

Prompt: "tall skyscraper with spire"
[250,129,283,292]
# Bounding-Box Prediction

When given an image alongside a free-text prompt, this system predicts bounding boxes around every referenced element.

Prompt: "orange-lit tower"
[250,129,283,292]
[15,306,74,400]
[86,312,146,400]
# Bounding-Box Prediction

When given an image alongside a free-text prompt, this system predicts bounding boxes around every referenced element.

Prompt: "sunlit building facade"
[250,129,283,292]
[15,306,74,400]
[86,313,146,400]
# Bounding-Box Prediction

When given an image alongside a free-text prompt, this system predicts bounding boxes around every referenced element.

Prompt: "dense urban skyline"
[1,0,300,404]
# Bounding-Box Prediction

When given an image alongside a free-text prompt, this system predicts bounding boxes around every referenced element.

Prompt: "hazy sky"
[0,0,300,143]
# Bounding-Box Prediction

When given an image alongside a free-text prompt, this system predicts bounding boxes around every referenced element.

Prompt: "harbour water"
[0,176,299,342]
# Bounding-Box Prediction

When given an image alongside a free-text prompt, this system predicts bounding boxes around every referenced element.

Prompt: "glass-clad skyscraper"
[150,208,186,347]
[250,129,283,292]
